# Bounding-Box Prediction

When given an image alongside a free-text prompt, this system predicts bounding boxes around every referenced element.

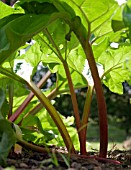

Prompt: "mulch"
[1,146,131,170]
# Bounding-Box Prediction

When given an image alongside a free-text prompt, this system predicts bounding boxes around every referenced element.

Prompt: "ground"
[1,124,130,170]
[2,146,131,170]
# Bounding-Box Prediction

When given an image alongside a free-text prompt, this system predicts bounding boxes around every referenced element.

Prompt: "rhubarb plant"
[0,0,131,165]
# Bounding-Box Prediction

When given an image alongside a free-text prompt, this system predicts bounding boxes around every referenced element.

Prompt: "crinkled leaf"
[67,46,86,74]
[60,0,118,35]
[93,38,110,60]
[104,68,129,94]
[24,43,42,67]
[98,46,131,94]
[35,34,62,73]
[35,19,79,60]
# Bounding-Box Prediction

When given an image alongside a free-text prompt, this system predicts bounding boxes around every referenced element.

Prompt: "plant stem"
[20,87,58,122]
[17,137,121,165]
[62,61,86,155]
[72,21,108,158]
[20,78,68,122]
[44,28,85,154]
[81,85,94,153]
[8,83,14,118]
[9,70,51,122]
[27,80,76,154]
[83,41,108,158]
[17,137,51,153]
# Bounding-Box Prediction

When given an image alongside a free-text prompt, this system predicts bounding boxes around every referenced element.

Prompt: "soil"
[1,145,131,170]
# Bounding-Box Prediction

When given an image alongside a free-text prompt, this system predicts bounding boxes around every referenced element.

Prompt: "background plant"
[0,0,131,165]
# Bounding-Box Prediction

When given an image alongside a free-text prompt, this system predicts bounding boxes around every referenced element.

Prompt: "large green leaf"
[36,108,79,149]
[0,14,51,64]
[67,46,86,73]
[59,0,118,35]
[0,14,24,29]
[19,1,58,14]
[23,43,42,68]
[0,0,88,66]
[123,2,131,27]
[0,120,16,166]
[92,37,110,60]
[36,19,79,58]
[0,10,73,65]
[91,0,118,33]
[0,2,13,19]
[123,1,131,41]
[56,65,87,93]
[98,46,131,94]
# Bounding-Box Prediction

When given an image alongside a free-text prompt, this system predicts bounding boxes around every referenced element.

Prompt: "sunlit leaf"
[98,46,131,93]
[57,65,87,93]
[67,46,86,73]
[0,2,13,19]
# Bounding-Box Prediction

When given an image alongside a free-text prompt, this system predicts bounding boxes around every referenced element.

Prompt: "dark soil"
[1,146,131,170]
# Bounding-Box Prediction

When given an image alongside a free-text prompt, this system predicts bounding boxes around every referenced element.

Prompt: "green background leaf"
[0,120,16,165]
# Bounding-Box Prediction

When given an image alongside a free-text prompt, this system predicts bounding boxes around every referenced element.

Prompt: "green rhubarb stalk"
[27,80,76,154]
[0,66,75,153]
[20,87,58,123]
[9,70,51,122]
[8,83,14,118]
[81,85,94,153]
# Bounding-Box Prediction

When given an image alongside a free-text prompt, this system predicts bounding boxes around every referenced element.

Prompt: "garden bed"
[4,147,131,170]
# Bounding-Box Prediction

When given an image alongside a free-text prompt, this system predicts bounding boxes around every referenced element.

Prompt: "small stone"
[86,164,94,170]
[93,166,102,170]
[123,138,131,149]
[19,162,28,168]
[81,167,87,170]
[71,162,81,169]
